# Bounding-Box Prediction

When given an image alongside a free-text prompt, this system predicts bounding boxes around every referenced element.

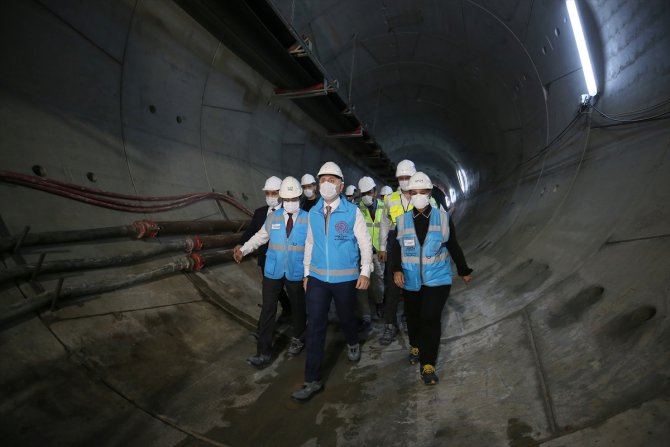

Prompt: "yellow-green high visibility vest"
[359,198,384,251]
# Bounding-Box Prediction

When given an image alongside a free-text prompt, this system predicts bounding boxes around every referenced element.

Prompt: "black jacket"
[239,205,271,268]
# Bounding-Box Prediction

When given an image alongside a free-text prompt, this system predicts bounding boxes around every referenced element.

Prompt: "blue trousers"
[304,277,358,382]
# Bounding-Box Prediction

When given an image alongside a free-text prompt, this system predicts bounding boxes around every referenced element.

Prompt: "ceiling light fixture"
[566,0,598,97]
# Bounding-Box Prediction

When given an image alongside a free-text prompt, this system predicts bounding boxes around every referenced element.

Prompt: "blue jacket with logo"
[396,208,452,291]
[264,209,308,281]
[308,196,360,283]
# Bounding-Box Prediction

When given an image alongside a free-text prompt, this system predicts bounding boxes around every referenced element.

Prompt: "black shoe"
[287,337,304,355]
[291,381,323,401]
[408,346,420,365]
[379,324,398,345]
[246,354,271,369]
[421,364,439,385]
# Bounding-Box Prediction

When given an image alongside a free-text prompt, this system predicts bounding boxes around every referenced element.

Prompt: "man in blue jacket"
[291,162,373,401]
[235,177,309,369]
[235,176,292,323]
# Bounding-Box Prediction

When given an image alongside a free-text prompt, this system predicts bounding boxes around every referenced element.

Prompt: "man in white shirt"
[234,177,309,369]
[291,162,373,401]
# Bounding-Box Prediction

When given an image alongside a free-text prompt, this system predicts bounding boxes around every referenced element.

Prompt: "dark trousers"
[258,265,291,314]
[304,277,358,382]
[404,284,451,367]
[257,276,306,356]
[384,234,403,325]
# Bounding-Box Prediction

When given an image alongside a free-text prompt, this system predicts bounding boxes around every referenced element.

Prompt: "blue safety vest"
[308,196,360,283]
[264,209,308,281]
[396,208,451,291]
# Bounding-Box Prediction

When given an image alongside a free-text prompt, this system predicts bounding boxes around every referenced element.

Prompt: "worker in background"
[345,184,357,203]
[392,172,473,385]
[378,160,439,345]
[234,177,309,369]
[379,185,393,204]
[300,173,319,212]
[291,162,373,401]
[234,176,292,328]
[356,176,385,328]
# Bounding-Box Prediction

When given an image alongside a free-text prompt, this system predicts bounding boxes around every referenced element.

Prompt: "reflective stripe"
[309,266,359,277]
[295,217,308,224]
[366,223,380,227]
[269,242,305,252]
[401,256,421,264]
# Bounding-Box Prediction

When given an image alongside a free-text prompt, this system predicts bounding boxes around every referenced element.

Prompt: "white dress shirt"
[240,207,294,256]
[303,196,373,278]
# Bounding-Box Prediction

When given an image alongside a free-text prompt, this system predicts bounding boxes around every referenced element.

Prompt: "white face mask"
[361,195,374,206]
[319,181,339,200]
[266,196,280,208]
[399,180,409,191]
[303,188,315,199]
[283,200,300,213]
[411,193,430,210]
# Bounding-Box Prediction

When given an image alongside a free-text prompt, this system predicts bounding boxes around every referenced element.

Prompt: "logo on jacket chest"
[333,220,350,241]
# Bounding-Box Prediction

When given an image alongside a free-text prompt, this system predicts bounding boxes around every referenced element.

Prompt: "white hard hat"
[380,185,393,196]
[358,176,376,194]
[280,176,302,199]
[317,161,344,180]
[395,159,416,177]
[300,173,316,185]
[262,176,282,191]
[407,172,433,190]
[345,185,357,196]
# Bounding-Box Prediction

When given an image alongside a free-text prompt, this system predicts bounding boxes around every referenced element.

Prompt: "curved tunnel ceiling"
[276,0,561,193]
[1,0,669,446]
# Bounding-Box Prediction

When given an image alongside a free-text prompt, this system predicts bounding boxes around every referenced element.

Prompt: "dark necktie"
[286,213,293,237]
[324,205,332,234]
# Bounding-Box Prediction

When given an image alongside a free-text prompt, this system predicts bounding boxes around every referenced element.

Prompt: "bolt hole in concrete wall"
[176,115,183,123]
[31,165,46,177]
[149,104,156,113]
[548,286,605,329]
[86,172,97,183]
[600,306,658,344]
[508,258,552,295]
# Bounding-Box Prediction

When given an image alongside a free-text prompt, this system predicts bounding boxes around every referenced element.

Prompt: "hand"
[233,247,244,264]
[356,275,370,290]
[393,271,404,288]
[303,277,309,291]
[461,275,473,284]
[378,251,386,262]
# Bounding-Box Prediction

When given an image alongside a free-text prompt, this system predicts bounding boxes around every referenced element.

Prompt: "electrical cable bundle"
[0,171,253,216]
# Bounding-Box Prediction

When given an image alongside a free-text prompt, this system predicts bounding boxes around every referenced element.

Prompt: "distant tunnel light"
[457,168,469,194]
[449,187,457,204]
[566,0,598,97]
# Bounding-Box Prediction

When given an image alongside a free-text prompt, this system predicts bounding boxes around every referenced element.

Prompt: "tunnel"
[1,0,669,445]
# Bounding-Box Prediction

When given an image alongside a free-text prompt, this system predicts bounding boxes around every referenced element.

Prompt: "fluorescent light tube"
[566,0,598,96]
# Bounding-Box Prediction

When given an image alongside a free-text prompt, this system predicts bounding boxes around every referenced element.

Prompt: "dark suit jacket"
[239,205,271,268]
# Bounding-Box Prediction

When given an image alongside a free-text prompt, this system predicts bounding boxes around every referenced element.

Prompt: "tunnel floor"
[2,265,668,447]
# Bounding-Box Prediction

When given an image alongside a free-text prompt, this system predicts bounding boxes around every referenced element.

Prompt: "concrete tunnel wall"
[0,0,669,446]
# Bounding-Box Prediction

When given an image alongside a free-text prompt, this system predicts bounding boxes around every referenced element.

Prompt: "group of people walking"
[233,159,473,400]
